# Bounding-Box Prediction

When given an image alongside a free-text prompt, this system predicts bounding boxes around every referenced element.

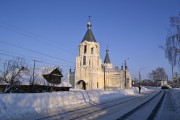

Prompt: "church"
[68,19,132,90]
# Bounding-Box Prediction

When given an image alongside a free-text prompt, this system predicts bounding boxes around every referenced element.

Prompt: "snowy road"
[2,87,180,120]
[35,89,162,120]
[155,90,180,120]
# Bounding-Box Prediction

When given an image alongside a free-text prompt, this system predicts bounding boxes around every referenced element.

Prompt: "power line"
[0,49,35,60]
[0,21,77,69]
[0,21,77,53]
[0,51,73,68]
[0,49,73,66]
[0,41,74,64]
[0,50,74,69]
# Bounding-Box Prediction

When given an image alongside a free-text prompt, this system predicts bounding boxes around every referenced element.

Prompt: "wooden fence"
[0,84,71,93]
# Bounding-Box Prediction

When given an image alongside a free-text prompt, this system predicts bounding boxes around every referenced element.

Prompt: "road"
[33,89,172,120]
[155,90,180,120]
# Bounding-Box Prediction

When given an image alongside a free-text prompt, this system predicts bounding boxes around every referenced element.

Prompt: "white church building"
[69,19,132,90]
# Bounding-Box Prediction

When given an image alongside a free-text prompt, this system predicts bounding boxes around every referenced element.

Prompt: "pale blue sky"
[0,0,180,79]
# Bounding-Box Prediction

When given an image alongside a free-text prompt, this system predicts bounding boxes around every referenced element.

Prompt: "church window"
[89,60,90,66]
[83,56,86,65]
[91,47,94,54]
[84,45,87,54]
[127,78,129,84]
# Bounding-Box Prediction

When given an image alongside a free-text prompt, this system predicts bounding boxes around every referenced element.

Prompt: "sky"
[0,0,180,80]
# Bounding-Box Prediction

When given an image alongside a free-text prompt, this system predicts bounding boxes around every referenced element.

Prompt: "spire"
[104,46,111,64]
[87,16,92,29]
[81,16,97,43]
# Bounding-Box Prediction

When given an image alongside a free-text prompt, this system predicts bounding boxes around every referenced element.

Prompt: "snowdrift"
[0,87,149,119]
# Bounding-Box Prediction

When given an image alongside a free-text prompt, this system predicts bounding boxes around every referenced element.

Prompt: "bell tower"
[75,17,103,90]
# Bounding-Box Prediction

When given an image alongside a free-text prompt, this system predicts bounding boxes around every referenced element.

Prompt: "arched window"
[83,56,86,65]
[84,45,87,54]
[91,47,94,54]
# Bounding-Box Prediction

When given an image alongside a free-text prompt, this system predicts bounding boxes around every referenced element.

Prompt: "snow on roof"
[58,81,72,87]
[19,67,64,85]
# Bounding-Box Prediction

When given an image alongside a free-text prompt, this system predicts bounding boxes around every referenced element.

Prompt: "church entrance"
[77,80,86,90]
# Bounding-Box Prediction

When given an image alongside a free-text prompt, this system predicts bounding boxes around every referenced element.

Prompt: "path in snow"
[35,89,159,120]
[98,89,161,120]
[155,90,180,120]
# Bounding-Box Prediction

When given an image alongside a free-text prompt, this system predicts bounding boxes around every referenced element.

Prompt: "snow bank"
[0,86,151,119]
[169,88,180,112]
[0,92,86,116]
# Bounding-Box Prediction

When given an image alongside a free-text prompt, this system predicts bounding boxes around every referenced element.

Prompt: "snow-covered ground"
[169,88,180,113]
[0,87,150,120]
[2,86,180,120]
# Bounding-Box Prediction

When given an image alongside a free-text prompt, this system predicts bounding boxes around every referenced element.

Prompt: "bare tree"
[28,67,41,85]
[169,16,180,76]
[0,76,3,85]
[27,67,47,92]
[0,57,28,92]
[165,36,177,80]
[148,67,167,84]
[0,59,4,84]
[1,57,28,85]
[148,70,157,81]
[161,14,180,80]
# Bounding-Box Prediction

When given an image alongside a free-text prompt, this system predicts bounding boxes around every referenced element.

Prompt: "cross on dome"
[87,16,92,29]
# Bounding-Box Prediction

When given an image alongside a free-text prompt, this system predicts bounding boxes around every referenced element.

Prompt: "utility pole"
[124,61,127,88]
[104,64,106,90]
[32,60,35,85]
[139,71,141,86]
[138,67,147,86]
[32,60,41,85]
[124,58,129,88]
